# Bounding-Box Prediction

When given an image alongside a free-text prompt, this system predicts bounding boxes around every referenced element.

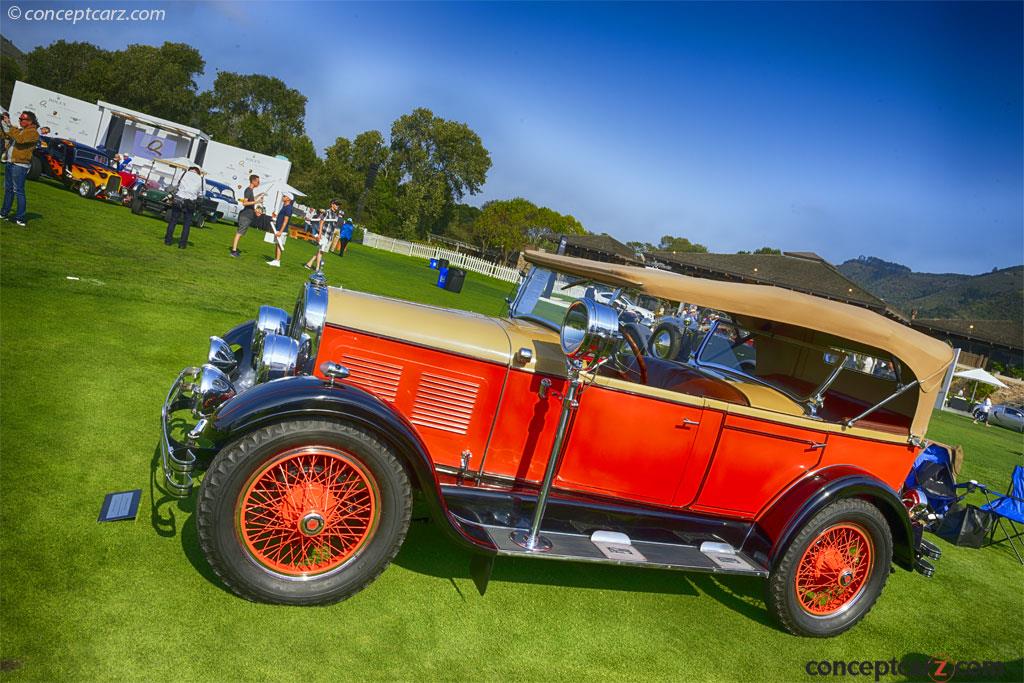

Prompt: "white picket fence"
[361,230,522,284]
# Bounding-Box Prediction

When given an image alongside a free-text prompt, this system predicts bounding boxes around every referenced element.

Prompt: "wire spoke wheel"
[237,446,379,578]
[794,523,874,616]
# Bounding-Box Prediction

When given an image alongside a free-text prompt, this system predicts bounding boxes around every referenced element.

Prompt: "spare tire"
[648,322,683,361]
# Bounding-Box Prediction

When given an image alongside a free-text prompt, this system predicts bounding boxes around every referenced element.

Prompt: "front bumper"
[160,367,203,498]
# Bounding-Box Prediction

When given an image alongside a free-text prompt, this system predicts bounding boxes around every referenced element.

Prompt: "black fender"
[204,373,494,556]
[743,465,915,572]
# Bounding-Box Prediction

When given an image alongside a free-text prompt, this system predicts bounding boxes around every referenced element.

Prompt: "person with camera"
[163,165,204,249]
[1,110,41,227]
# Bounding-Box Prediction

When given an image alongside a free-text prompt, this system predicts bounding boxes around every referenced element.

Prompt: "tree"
[388,108,491,237]
[658,235,708,253]
[472,198,535,259]
[24,41,204,122]
[109,43,204,122]
[445,203,482,244]
[469,198,587,260]
[196,72,307,157]
[0,54,23,109]
[23,40,111,104]
[351,131,389,222]
[737,246,782,255]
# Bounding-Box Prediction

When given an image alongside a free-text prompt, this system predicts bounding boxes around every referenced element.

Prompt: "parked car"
[27,136,137,201]
[205,178,240,224]
[593,289,656,323]
[158,251,955,637]
[988,404,1024,432]
[129,157,219,228]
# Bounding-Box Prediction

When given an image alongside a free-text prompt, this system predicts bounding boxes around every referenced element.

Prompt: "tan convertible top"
[525,251,955,437]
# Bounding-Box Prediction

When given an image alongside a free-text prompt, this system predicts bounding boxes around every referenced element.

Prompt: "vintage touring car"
[159,252,954,637]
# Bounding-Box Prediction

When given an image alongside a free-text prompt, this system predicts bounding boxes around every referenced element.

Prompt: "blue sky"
[3,1,1022,274]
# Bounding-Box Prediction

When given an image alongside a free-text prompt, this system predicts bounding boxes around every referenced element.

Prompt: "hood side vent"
[339,354,402,403]
[411,373,479,435]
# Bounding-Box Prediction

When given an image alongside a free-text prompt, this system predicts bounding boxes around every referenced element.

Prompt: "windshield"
[511,267,587,329]
[207,186,236,203]
[75,149,114,169]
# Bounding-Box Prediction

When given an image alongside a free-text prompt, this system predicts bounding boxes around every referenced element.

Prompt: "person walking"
[230,174,263,257]
[305,200,341,271]
[1,110,41,227]
[266,194,293,267]
[163,166,204,249]
[337,216,354,257]
[973,396,993,426]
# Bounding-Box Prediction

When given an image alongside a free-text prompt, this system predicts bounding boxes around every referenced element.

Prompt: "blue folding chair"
[975,465,1024,564]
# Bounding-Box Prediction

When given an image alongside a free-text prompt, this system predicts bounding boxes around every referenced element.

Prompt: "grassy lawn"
[1,178,1022,681]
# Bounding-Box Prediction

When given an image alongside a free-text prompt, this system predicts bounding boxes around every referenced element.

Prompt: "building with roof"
[647,250,898,317]
[548,233,643,265]
[909,318,1023,369]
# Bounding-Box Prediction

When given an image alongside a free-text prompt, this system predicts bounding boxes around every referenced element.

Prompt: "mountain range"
[837,257,1023,323]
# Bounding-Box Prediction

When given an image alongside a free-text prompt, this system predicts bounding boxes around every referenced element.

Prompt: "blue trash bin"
[436,266,448,288]
[429,258,438,269]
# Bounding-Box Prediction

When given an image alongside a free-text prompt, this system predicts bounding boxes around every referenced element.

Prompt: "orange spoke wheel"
[794,523,874,616]
[237,446,379,577]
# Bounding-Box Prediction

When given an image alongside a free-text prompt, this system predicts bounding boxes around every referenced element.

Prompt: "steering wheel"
[619,325,649,386]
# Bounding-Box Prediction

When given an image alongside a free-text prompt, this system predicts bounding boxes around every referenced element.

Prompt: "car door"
[553,384,713,506]
[690,414,828,518]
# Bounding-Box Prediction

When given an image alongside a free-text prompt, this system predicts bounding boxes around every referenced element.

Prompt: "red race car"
[158,252,954,637]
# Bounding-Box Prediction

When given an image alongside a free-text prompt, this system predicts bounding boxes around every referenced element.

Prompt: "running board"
[479,524,768,577]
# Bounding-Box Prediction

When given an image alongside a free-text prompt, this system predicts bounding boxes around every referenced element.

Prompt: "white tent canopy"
[953,368,1008,389]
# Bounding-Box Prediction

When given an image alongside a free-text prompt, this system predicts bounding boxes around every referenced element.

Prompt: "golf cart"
[129,157,219,228]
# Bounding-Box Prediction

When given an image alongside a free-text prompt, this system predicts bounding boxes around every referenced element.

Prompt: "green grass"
[1,178,1022,681]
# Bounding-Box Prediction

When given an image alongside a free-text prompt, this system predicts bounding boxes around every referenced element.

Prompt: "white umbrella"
[953,367,1007,403]
[953,368,1007,388]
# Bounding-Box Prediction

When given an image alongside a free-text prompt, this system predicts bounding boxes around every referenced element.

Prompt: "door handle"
[680,418,700,427]
[808,442,827,450]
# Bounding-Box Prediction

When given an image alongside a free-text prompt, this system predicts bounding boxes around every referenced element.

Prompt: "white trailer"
[202,140,293,212]
[8,81,102,142]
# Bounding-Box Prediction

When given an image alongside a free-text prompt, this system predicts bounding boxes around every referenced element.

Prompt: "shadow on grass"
[393,506,775,630]
[147,452,774,627]
[148,444,234,596]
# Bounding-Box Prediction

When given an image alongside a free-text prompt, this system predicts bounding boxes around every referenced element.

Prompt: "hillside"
[838,257,1023,322]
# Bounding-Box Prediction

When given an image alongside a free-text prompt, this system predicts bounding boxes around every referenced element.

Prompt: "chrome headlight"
[288,277,329,374]
[256,333,301,383]
[182,363,237,416]
[208,336,237,374]
[560,299,622,371]
[252,305,290,367]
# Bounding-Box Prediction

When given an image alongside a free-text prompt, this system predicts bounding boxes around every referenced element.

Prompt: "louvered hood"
[324,288,515,366]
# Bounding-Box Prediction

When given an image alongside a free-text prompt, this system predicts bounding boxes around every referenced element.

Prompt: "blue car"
[204,179,239,224]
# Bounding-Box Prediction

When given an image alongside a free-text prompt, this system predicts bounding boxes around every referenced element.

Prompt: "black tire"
[195,214,206,229]
[131,196,144,215]
[78,179,97,198]
[766,498,892,638]
[197,418,412,605]
[27,157,42,181]
[648,322,683,360]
